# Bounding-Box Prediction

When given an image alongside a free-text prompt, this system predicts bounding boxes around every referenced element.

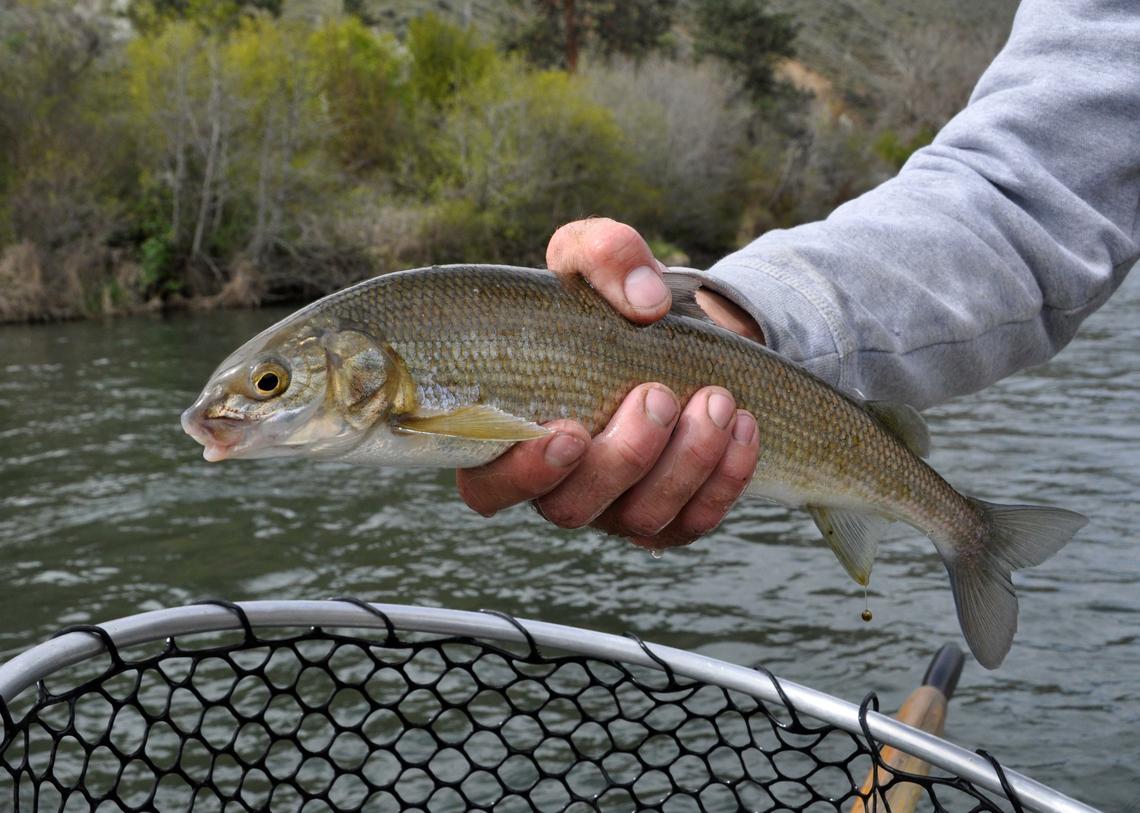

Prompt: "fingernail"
[707,392,735,429]
[624,265,669,310]
[733,411,756,443]
[645,387,678,426]
[545,433,586,467]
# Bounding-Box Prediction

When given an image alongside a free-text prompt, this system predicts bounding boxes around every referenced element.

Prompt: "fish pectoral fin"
[863,401,931,458]
[395,405,551,442]
[807,505,892,586]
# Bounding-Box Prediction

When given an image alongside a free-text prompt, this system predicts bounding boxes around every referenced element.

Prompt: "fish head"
[182,314,414,462]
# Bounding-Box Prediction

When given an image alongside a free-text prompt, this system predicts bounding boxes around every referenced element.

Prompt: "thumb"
[547,218,671,325]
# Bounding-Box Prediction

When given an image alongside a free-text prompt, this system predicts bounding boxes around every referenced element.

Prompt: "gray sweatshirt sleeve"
[700,0,1140,409]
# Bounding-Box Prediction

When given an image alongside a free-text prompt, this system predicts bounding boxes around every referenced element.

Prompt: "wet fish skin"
[182,264,1087,668]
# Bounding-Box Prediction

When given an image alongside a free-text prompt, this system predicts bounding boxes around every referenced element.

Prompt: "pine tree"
[505,0,677,73]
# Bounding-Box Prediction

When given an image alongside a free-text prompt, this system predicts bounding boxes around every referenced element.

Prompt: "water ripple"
[0,275,1138,808]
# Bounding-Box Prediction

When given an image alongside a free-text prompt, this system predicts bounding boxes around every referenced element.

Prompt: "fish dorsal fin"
[807,505,892,586]
[560,266,715,325]
[662,270,716,324]
[864,401,931,458]
[396,405,551,442]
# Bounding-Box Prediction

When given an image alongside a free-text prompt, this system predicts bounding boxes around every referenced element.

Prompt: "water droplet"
[861,609,873,622]
[650,549,664,559]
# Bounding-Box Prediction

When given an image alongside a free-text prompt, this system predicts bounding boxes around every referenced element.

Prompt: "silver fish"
[183,265,1087,668]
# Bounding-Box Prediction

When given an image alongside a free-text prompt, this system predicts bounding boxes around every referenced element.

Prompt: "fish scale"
[183,264,1087,668]
[486,286,821,445]
[330,266,960,528]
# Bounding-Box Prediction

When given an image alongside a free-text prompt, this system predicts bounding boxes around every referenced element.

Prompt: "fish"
[182,264,1087,668]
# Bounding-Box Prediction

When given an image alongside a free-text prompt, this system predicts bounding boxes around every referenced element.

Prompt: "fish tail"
[945,498,1087,669]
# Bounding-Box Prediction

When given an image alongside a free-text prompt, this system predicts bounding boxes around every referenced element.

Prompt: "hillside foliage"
[0,0,1009,321]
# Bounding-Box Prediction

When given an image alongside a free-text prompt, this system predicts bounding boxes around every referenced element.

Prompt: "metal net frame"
[0,600,1093,813]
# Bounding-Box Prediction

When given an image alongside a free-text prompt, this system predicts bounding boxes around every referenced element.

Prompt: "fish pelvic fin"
[808,505,892,586]
[947,498,1087,669]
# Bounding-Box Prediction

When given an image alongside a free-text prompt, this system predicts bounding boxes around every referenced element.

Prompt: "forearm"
[701,0,1140,409]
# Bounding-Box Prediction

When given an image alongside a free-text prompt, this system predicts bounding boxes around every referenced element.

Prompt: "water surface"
[1,273,1137,809]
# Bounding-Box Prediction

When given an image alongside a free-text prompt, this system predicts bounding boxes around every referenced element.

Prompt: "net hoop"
[0,599,1095,813]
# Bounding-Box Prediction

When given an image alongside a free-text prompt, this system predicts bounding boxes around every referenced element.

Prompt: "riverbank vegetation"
[0,0,1011,322]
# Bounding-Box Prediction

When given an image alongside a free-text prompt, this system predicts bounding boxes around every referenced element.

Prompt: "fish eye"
[250,362,289,399]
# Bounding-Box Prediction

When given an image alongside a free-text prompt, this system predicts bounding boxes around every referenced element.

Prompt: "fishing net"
[0,600,1052,812]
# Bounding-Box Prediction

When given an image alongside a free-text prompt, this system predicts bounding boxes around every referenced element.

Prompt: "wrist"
[695,289,765,344]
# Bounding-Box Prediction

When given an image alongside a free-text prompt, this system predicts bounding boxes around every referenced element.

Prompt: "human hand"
[456,218,762,550]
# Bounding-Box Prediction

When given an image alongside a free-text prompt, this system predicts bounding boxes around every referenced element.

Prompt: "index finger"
[456,420,591,517]
[546,218,671,324]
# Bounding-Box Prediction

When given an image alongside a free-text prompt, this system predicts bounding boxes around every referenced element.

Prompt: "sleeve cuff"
[693,248,854,392]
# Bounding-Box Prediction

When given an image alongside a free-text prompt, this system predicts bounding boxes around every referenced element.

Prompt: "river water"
[1,273,1137,809]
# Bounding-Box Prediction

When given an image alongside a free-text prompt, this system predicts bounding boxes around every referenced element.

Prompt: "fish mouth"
[181,405,247,463]
[200,438,238,463]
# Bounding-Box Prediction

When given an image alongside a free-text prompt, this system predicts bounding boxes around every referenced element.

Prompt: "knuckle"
[683,435,724,471]
[548,222,577,252]
[718,464,753,493]
[548,220,591,269]
[707,480,745,514]
[455,471,490,511]
[589,221,643,267]
[675,506,725,540]
[681,477,746,535]
[534,496,591,530]
[719,448,759,493]
[613,504,670,539]
[613,433,659,473]
[552,221,580,239]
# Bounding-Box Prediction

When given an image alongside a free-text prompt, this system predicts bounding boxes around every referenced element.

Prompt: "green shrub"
[582,56,753,263]
[874,126,936,171]
[407,14,496,111]
[308,17,409,174]
[428,63,638,263]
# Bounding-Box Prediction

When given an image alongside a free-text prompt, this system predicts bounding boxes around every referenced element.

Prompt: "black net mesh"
[0,603,1027,812]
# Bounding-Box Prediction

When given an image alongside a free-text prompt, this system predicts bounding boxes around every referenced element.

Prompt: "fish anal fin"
[864,401,931,458]
[808,505,891,586]
[396,405,550,442]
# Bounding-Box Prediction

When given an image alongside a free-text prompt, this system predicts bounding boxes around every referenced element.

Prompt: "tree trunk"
[171,55,190,243]
[250,106,275,262]
[563,0,579,73]
[191,47,223,270]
